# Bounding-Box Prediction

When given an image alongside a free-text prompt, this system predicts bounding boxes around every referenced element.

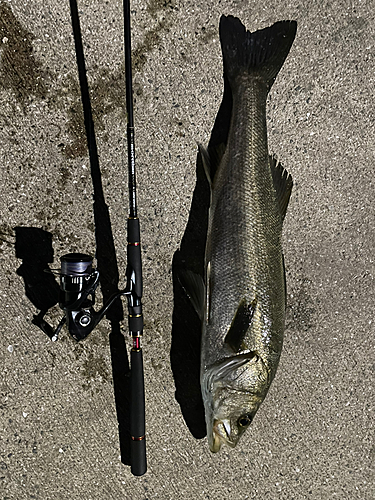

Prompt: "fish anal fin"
[269,155,293,221]
[224,298,257,353]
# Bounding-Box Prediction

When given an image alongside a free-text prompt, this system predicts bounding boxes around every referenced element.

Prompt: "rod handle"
[131,437,146,476]
[130,348,146,476]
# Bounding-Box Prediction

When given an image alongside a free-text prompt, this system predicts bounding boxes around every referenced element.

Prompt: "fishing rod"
[123,0,147,477]
[34,0,146,477]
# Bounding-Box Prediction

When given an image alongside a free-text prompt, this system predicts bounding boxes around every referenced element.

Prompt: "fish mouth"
[210,419,237,453]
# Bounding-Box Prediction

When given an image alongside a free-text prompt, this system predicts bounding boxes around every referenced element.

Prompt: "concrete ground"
[0,0,374,498]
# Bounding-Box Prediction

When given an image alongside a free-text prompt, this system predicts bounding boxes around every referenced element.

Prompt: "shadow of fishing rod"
[170,74,233,439]
[69,0,131,466]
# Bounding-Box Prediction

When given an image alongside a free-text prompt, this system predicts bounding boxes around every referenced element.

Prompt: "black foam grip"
[129,314,143,332]
[130,349,146,475]
[131,439,147,476]
[127,218,140,243]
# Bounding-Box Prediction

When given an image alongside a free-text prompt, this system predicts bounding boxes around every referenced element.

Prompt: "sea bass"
[184,16,296,452]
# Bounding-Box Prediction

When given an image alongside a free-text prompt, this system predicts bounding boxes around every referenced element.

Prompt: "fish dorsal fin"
[178,270,205,322]
[224,298,257,353]
[269,156,293,221]
[198,143,226,187]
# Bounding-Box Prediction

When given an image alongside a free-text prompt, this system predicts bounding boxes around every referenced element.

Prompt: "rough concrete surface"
[0,0,374,498]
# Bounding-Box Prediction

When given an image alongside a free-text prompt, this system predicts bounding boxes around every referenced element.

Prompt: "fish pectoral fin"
[269,155,293,221]
[224,298,257,353]
[198,143,226,187]
[178,270,205,322]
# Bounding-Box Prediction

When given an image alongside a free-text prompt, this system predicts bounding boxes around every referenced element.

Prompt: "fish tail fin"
[219,15,297,91]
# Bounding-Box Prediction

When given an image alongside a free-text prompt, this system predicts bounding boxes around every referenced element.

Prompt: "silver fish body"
[199,16,296,452]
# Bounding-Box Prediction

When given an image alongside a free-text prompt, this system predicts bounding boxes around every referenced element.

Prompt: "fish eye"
[238,414,252,428]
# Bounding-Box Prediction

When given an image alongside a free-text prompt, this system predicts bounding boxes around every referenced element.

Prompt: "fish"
[182,15,296,452]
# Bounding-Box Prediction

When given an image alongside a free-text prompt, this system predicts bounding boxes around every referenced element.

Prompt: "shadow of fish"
[181,15,296,452]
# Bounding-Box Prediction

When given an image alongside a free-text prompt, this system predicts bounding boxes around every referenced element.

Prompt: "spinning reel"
[38,250,141,343]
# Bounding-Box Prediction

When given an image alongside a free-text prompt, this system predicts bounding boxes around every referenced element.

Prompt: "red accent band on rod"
[133,337,141,350]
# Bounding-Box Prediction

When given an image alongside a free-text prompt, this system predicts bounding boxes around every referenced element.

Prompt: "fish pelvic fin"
[224,298,257,353]
[178,270,205,322]
[269,155,293,221]
[219,15,297,91]
[198,143,226,187]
